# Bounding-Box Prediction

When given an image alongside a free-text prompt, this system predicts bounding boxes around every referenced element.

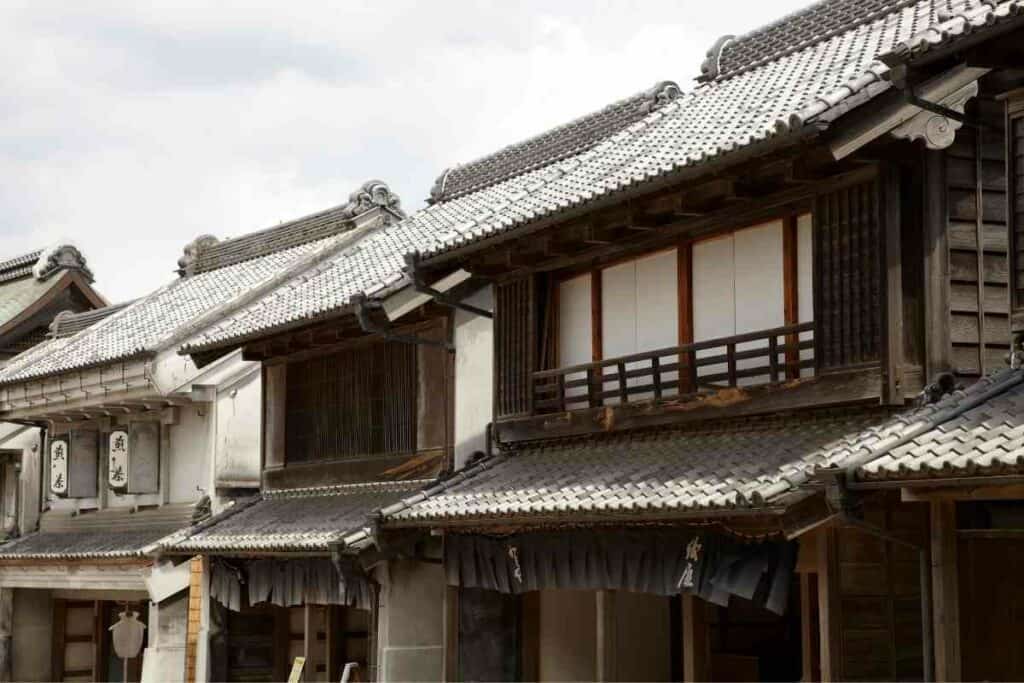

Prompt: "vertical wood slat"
[814,177,883,369]
[52,598,66,683]
[495,277,535,418]
[726,343,737,386]
[616,362,628,404]
[931,501,962,682]
[651,356,663,399]
[768,335,779,383]
[882,165,905,405]
[924,150,952,380]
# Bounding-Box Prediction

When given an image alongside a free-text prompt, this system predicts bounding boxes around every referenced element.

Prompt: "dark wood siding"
[495,276,535,419]
[946,101,1009,376]
[813,180,882,369]
[827,494,927,681]
[1010,98,1024,324]
[285,340,416,463]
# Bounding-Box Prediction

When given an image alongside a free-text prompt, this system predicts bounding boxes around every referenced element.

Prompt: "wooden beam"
[801,573,821,682]
[902,483,1024,502]
[596,590,618,682]
[931,500,962,682]
[682,595,710,682]
[783,215,800,380]
[443,586,459,682]
[923,150,952,380]
[882,165,905,404]
[817,527,841,682]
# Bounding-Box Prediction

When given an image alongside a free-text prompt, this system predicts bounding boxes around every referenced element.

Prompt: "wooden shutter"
[494,276,535,418]
[127,422,160,494]
[813,180,883,369]
[68,431,98,499]
[946,100,1009,376]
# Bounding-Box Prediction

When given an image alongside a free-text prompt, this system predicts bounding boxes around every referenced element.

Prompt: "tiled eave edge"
[0,357,156,420]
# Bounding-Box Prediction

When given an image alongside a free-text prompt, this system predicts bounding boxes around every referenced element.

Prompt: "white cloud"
[0,0,812,301]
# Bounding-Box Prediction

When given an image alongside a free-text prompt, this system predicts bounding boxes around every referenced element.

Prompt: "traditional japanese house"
[0,181,403,683]
[167,180,489,682]
[338,1,1024,681]
[0,245,107,678]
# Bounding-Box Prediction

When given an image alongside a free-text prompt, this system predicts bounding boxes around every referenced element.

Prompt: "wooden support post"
[303,604,314,683]
[521,592,540,683]
[800,574,821,682]
[682,595,710,682]
[923,150,952,380]
[817,527,841,682]
[443,586,459,682]
[882,165,905,404]
[678,242,694,392]
[930,501,961,682]
[783,215,800,379]
[597,590,617,682]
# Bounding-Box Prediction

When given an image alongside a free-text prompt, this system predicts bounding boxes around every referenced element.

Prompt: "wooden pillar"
[923,150,952,380]
[0,588,12,683]
[930,501,961,682]
[521,592,540,683]
[800,574,821,682]
[817,527,841,682]
[596,590,617,682]
[882,164,905,404]
[443,586,459,682]
[185,556,204,683]
[682,595,709,682]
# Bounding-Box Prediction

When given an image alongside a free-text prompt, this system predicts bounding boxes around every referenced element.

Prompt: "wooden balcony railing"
[531,322,815,415]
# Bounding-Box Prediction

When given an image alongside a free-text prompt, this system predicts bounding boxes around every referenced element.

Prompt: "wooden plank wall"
[1009,96,1024,328]
[830,494,927,681]
[813,179,883,369]
[946,100,1010,376]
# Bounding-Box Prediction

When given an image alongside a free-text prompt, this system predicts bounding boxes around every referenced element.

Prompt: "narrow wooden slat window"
[1008,96,1024,332]
[494,277,535,418]
[285,340,417,463]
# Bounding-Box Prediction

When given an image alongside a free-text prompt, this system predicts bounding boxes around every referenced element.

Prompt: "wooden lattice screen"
[494,276,535,418]
[813,180,883,369]
[285,341,416,463]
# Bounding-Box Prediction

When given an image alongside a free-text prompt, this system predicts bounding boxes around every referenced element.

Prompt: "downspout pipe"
[404,253,492,319]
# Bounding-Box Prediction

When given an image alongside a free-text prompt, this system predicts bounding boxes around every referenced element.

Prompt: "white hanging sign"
[50,438,68,496]
[108,429,129,489]
[109,610,146,658]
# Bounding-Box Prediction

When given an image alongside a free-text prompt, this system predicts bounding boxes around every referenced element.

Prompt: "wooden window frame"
[552,215,808,370]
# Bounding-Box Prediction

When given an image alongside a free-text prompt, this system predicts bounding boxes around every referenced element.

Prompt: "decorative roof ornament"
[32,243,93,282]
[429,168,454,204]
[698,35,736,82]
[339,180,404,220]
[177,234,220,277]
[644,81,683,112]
[891,81,978,150]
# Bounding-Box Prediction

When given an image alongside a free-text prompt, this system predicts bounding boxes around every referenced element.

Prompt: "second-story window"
[284,341,417,463]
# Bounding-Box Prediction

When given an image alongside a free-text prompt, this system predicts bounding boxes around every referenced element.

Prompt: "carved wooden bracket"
[890,81,979,150]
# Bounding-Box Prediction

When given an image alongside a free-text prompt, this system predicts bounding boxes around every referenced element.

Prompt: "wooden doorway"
[52,599,147,682]
[959,538,1024,681]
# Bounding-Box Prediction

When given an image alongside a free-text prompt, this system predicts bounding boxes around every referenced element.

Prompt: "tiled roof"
[183,0,966,353]
[0,528,180,560]
[0,504,196,560]
[380,410,901,527]
[879,0,1024,65]
[701,0,920,81]
[0,276,62,332]
[857,370,1024,481]
[0,251,41,284]
[166,480,431,553]
[429,82,682,203]
[47,301,135,339]
[0,190,406,387]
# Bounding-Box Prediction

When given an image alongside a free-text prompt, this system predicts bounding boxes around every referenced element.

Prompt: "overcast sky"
[1,0,812,303]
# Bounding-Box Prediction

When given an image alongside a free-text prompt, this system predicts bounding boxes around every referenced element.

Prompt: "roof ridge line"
[176,218,387,355]
[710,0,922,83]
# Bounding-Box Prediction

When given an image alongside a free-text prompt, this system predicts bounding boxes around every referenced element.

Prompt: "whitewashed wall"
[454,287,493,471]
[213,370,261,492]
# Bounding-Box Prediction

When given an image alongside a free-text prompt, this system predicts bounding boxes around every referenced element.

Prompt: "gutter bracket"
[904,88,985,130]
[405,253,492,319]
[353,294,454,351]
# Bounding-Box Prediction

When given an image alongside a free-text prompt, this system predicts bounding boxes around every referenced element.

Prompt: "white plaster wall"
[213,371,261,491]
[376,560,445,682]
[454,287,493,471]
[0,424,42,535]
[168,405,211,504]
[538,590,596,682]
[141,592,188,683]
[12,589,52,682]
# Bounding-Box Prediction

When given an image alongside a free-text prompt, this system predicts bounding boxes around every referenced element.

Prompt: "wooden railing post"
[651,356,663,400]
[556,375,566,413]
[726,343,737,386]
[587,368,598,409]
[769,335,780,383]
[616,362,628,404]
